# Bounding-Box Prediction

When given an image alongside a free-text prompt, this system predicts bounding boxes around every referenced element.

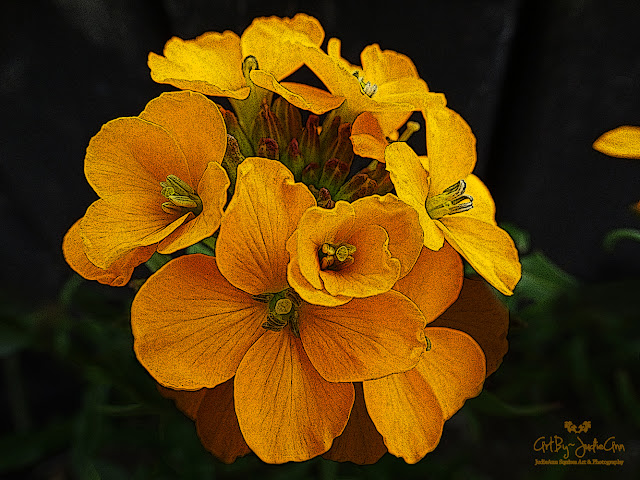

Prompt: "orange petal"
[286,230,352,307]
[430,279,509,377]
[195,378,251,464]
[217,158,316,295]
[80,198,188,269]
[62,219,155,286]
[85,116,192,202]
[593,126,640,159]
[423,106,477,195]
[393,244,464,323]
[251,72,344,114]
[157,162,230,254]
[417,327,485,419]
[319,224,401,298]
[138,91,227,188]
[352,194,423,278]
[351,112,387,161]
[241,14,324,80]
[323,383,387,464]
[131,254,267,390]
[148,31,249,99]
[235,331,354,463]
[384,142,445,250]
[300,290,426,382]
[440,216,521,295]
[156,385,207,421]
[363,365,444,463]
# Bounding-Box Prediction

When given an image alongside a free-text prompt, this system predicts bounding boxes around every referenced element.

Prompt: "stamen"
[260,289,302,337]
[426,179,474,219]
[318,242,356,271]
[352,70,378,98]
[242,55,259,81]
[398,121,421,142]
[160,175,202,216]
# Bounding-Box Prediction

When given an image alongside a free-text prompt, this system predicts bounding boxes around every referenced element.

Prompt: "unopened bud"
[257,137,279,160]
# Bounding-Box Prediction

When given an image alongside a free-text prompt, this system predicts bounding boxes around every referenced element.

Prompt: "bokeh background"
[2,0,639,478]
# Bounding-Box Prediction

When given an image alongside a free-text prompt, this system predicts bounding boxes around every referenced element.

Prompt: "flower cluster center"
[318,242,356,270]
[257,289,302,337]
[160,174,203,216]
[426,179,474,219]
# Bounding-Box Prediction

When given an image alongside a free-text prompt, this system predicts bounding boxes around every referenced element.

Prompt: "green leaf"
[145,252,172,273]
[516,251,579,303]
[500,222,531,254]
[603,228,640,252]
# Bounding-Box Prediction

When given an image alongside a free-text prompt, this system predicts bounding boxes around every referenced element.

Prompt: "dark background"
[2,0,639,478]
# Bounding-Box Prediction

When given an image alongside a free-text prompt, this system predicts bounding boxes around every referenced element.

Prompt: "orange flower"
[148,14,342,115]
[385,104,521,295]
[286,194,423,306]
[62,91,230,285]
[131,158,428,463]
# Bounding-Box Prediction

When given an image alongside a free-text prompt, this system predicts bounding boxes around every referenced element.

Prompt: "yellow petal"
[393,244,464,323]
[351,112,387,161]
[360,44,419,86]
[457,173,496,224]
[424,106,477,195]
[322,383,387,464]
[195,378,251,464]
[157,162,230,254]
[62,219,155,286]
[138,91,227,187]
[251,71,344,114]
[234,331,354,463]
[363,365,444,463]
[148,31,249,99]
[417,327,485,419]
[440,216,521,295]
[217,158,316,295]
[241,13,324,80]
[430,279,509,377]
[80,198,188,269]
[131,254,267,390]
[385,142,445,250]
[300,290,426,382]
[593,126,640,159]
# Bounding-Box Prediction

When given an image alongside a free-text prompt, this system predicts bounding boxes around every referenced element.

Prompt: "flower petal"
[393,244,464,323]
[593,126,640,159]
[157,162,230,254]
[235,331,354,463]
[241,13,324,80]
[62,219,155,286]
[440,216,521,295]
[217,158,316,295]
[195,378,251,464]
[250,72,344,114]
[157,385,207,421]
[351,112,387,161]
[418,327,485,419]
[138,91,227,188]
[385,142,445,250]
[363,365,444,463]
[457,173,496,224]
[430,279,509,377]
[131,254,267,390]
[80,198,188,269]
[424,106,477,195]
[300,290,426,382]
[148,31,249,99]
[352,194,423,278]
[322,383,387,464]
[84,116,190,202]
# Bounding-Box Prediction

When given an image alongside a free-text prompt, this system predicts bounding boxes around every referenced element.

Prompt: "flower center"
[318,242,356,270]
[352,71,378,97]
[160,174,203,216]
[256,289,302,337]
[426,179,474,219]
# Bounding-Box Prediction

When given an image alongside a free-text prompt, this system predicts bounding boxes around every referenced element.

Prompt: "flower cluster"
[62,14,520,464]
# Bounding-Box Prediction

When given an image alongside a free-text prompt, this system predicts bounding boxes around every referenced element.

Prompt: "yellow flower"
[296,38,436,132]
[385,104,521,295]
[148,14,342,115]
[131,158,428,463]
[286,194,423,306]
[62,91,230,285]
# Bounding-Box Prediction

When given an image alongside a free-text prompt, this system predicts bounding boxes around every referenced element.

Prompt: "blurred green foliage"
[1,225,638,479]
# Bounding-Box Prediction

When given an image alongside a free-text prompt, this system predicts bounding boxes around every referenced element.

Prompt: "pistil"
[318,242,356,270]
[257,289,302,337]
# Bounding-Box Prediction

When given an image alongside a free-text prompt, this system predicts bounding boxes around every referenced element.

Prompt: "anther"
[426,180,474,219]
[160,174,202,216]
[318,242,356,271]
[352,71,378,97]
